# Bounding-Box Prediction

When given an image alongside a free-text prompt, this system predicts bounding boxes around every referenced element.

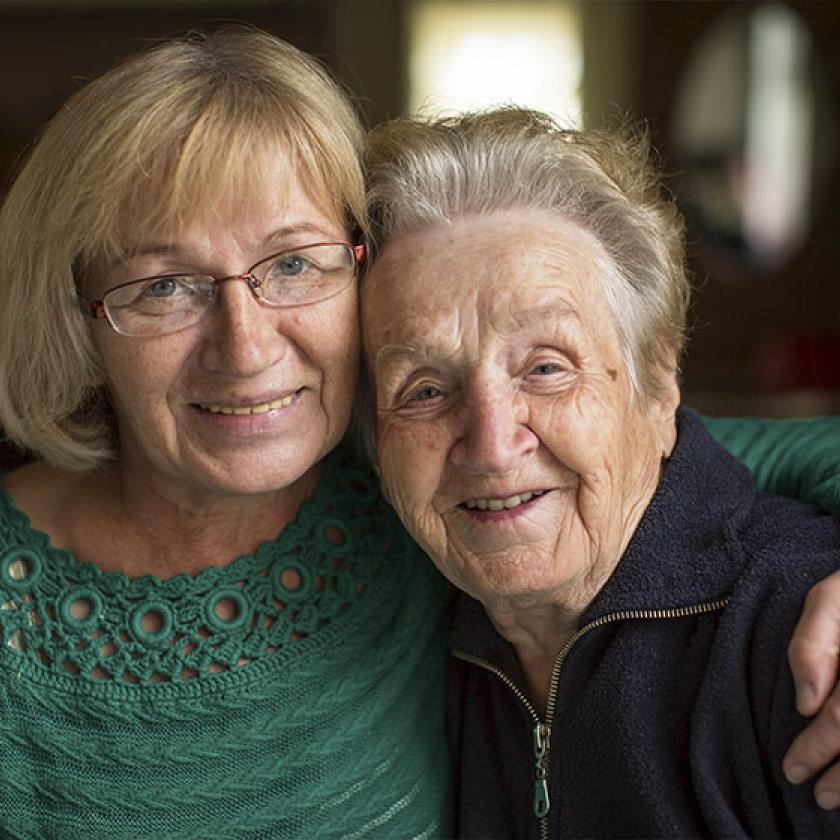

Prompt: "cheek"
[303,296,360,377]
[324,325,360,422]
[377,422,447,509]
[535,380,630,469]
[98,337,198,446]
[100,343,179,405]
[331,308,360,361]
[377,423,453,558]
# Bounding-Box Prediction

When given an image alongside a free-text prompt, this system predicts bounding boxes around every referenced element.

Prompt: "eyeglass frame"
[81,241,366,336]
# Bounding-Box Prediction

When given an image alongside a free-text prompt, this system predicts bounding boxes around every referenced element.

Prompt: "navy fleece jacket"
[448,408,840,839]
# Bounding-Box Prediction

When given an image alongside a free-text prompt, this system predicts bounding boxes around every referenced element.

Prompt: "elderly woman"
[0,29,450,837]
[361,108,840,837]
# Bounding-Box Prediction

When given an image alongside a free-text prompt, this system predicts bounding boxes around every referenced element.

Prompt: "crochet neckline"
[0,444,398,699]
[0,450,338,591]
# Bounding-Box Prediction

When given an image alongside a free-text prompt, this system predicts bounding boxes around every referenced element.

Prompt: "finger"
[788,579,840,716]
[814,761,840,811]
[784,682,840,786]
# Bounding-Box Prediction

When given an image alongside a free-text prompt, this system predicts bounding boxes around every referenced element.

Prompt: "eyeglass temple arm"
[76,292,106,320]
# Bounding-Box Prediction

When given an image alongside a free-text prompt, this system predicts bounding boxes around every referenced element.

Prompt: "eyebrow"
[375,344,428,367]
[507,300,580,331]
[119,223,342,264]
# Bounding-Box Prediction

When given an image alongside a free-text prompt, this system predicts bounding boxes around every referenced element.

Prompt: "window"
[408,0,582,126]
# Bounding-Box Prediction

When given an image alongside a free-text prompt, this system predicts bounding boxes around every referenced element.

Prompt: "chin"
[185,447,324,499]
[456,553,570,604]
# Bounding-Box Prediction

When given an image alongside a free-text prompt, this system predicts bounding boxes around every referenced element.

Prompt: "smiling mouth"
[196,391,300,416]
[462,490,547,512]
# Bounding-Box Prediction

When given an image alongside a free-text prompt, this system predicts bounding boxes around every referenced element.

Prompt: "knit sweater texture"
[705,414,840,511]
[0,445,452,839]
[448,408,840,839]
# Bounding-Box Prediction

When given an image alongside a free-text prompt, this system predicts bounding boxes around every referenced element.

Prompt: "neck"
[485,596,584,716]
[72,459,322,578]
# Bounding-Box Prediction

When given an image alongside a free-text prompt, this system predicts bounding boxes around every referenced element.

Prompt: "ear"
[646,364,680,458]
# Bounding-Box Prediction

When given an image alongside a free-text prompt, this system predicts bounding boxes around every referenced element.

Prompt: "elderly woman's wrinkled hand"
[785,570,840,808]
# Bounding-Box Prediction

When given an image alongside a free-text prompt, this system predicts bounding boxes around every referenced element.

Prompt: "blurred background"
[1,0,838,418]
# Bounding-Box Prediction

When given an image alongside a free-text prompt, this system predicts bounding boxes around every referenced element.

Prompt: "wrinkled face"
[88,161,358,501]
[362,209,677,608]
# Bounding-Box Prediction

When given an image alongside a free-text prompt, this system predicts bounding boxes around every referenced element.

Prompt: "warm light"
[408,1,582,127]
[743,3,813,264]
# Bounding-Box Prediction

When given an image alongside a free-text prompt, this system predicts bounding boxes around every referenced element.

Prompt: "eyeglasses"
[84,241,365,338]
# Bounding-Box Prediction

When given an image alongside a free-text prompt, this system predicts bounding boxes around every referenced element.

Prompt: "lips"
[463,490,546,511]
[195,390,300,415]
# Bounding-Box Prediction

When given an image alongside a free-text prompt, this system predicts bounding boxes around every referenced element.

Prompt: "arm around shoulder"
[704,414,840,511]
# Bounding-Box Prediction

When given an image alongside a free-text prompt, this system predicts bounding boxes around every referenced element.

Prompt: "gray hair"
[357,108,689,461]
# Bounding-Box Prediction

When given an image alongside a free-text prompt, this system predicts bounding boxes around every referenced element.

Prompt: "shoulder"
[735,493,840,589]
[5,460,64,513]
[680,472,840,700]
[318,442,438,569]
[716,491,840,650]
[3,461,91,544]
[323,444,406,538]
[705,494,840,725]
[684,408,840,587]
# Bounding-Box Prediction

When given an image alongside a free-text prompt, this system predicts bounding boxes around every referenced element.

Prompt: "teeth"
[465,490,543,511]
[199,394,295,415]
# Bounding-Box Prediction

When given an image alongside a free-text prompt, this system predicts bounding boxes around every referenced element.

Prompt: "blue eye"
[271,255,310,277]
[410,385,443,402]
[531,363,561,375]
[143,278,180,298]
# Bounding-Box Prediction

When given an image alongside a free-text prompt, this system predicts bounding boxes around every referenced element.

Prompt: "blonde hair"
[0,27,366,471]
[363,107,690,402]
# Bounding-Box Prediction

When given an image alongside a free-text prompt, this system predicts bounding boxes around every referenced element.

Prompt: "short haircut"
[359,108,690,460]
[0,26,366,471]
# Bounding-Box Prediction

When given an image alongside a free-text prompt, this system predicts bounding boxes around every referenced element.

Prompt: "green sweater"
[0,446,451,839]
[705,415,840,510]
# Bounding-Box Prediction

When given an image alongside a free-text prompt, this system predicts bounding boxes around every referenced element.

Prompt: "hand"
[784,573,840,809]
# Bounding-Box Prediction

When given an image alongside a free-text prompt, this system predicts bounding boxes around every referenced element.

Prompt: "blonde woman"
[0,29,449,838]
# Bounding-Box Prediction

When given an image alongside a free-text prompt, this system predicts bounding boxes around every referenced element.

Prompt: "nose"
[449,380,537,473]
[200,279,289,376]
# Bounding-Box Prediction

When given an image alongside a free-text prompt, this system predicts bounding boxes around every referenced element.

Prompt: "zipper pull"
[532,722,551,818]
[534,775,550,818]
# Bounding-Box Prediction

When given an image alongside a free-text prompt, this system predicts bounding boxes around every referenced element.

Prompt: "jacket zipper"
[452,596,730,839]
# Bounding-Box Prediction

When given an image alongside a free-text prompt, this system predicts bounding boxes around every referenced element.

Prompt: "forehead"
[107,147,343,260]
[84,164,348,297]
[362,209,616,351]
